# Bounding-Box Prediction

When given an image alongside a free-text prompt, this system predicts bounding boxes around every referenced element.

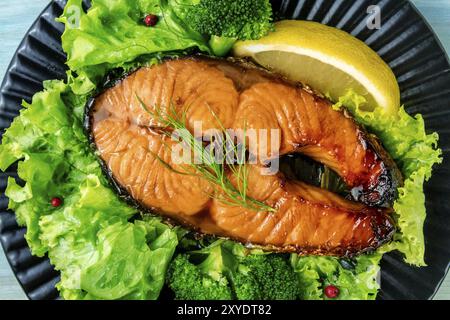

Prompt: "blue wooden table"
[0,0,449,300]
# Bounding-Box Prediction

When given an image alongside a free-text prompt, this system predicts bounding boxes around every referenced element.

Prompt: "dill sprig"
[136,95,275,212]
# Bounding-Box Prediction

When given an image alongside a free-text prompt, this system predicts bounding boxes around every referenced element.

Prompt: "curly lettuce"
[0,81,178,299]
[334,91,442,266]
[286,93,441,299]
[58,0,210,94]
[291,254,381,300]
[59,0,274,92]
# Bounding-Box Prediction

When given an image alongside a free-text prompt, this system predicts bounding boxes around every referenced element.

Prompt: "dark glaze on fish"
[85,56,400,256]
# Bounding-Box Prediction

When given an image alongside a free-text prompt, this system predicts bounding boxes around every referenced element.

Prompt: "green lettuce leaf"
[58,0,210,93]
[0,80,178,299]
[290,254,381,300]
[288,92,441,299]
[334,91,442,266]
[53,218,178,300]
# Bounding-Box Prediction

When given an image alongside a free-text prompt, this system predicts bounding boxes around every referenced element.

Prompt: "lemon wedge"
[233,20,400,114]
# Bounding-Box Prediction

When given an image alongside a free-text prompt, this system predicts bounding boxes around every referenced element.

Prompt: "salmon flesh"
[86,56,401,256]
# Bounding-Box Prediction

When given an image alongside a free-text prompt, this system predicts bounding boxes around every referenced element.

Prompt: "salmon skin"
[86,56,400,256]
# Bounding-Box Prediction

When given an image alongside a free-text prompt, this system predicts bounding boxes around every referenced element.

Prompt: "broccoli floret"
[232,269,262,300]
[167,240,299,300]
[232,254,299,300]
[184,0,273,56]
[167,255,233,300]
[186,0,273,40]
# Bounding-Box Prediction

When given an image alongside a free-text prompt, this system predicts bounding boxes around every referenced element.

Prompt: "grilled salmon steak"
[87,57,400,255]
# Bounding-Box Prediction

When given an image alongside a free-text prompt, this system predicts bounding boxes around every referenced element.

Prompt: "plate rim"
[407,1,450,300]
[0,1,56,301]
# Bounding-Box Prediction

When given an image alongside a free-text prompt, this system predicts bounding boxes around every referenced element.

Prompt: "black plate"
[0,0,449,300]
